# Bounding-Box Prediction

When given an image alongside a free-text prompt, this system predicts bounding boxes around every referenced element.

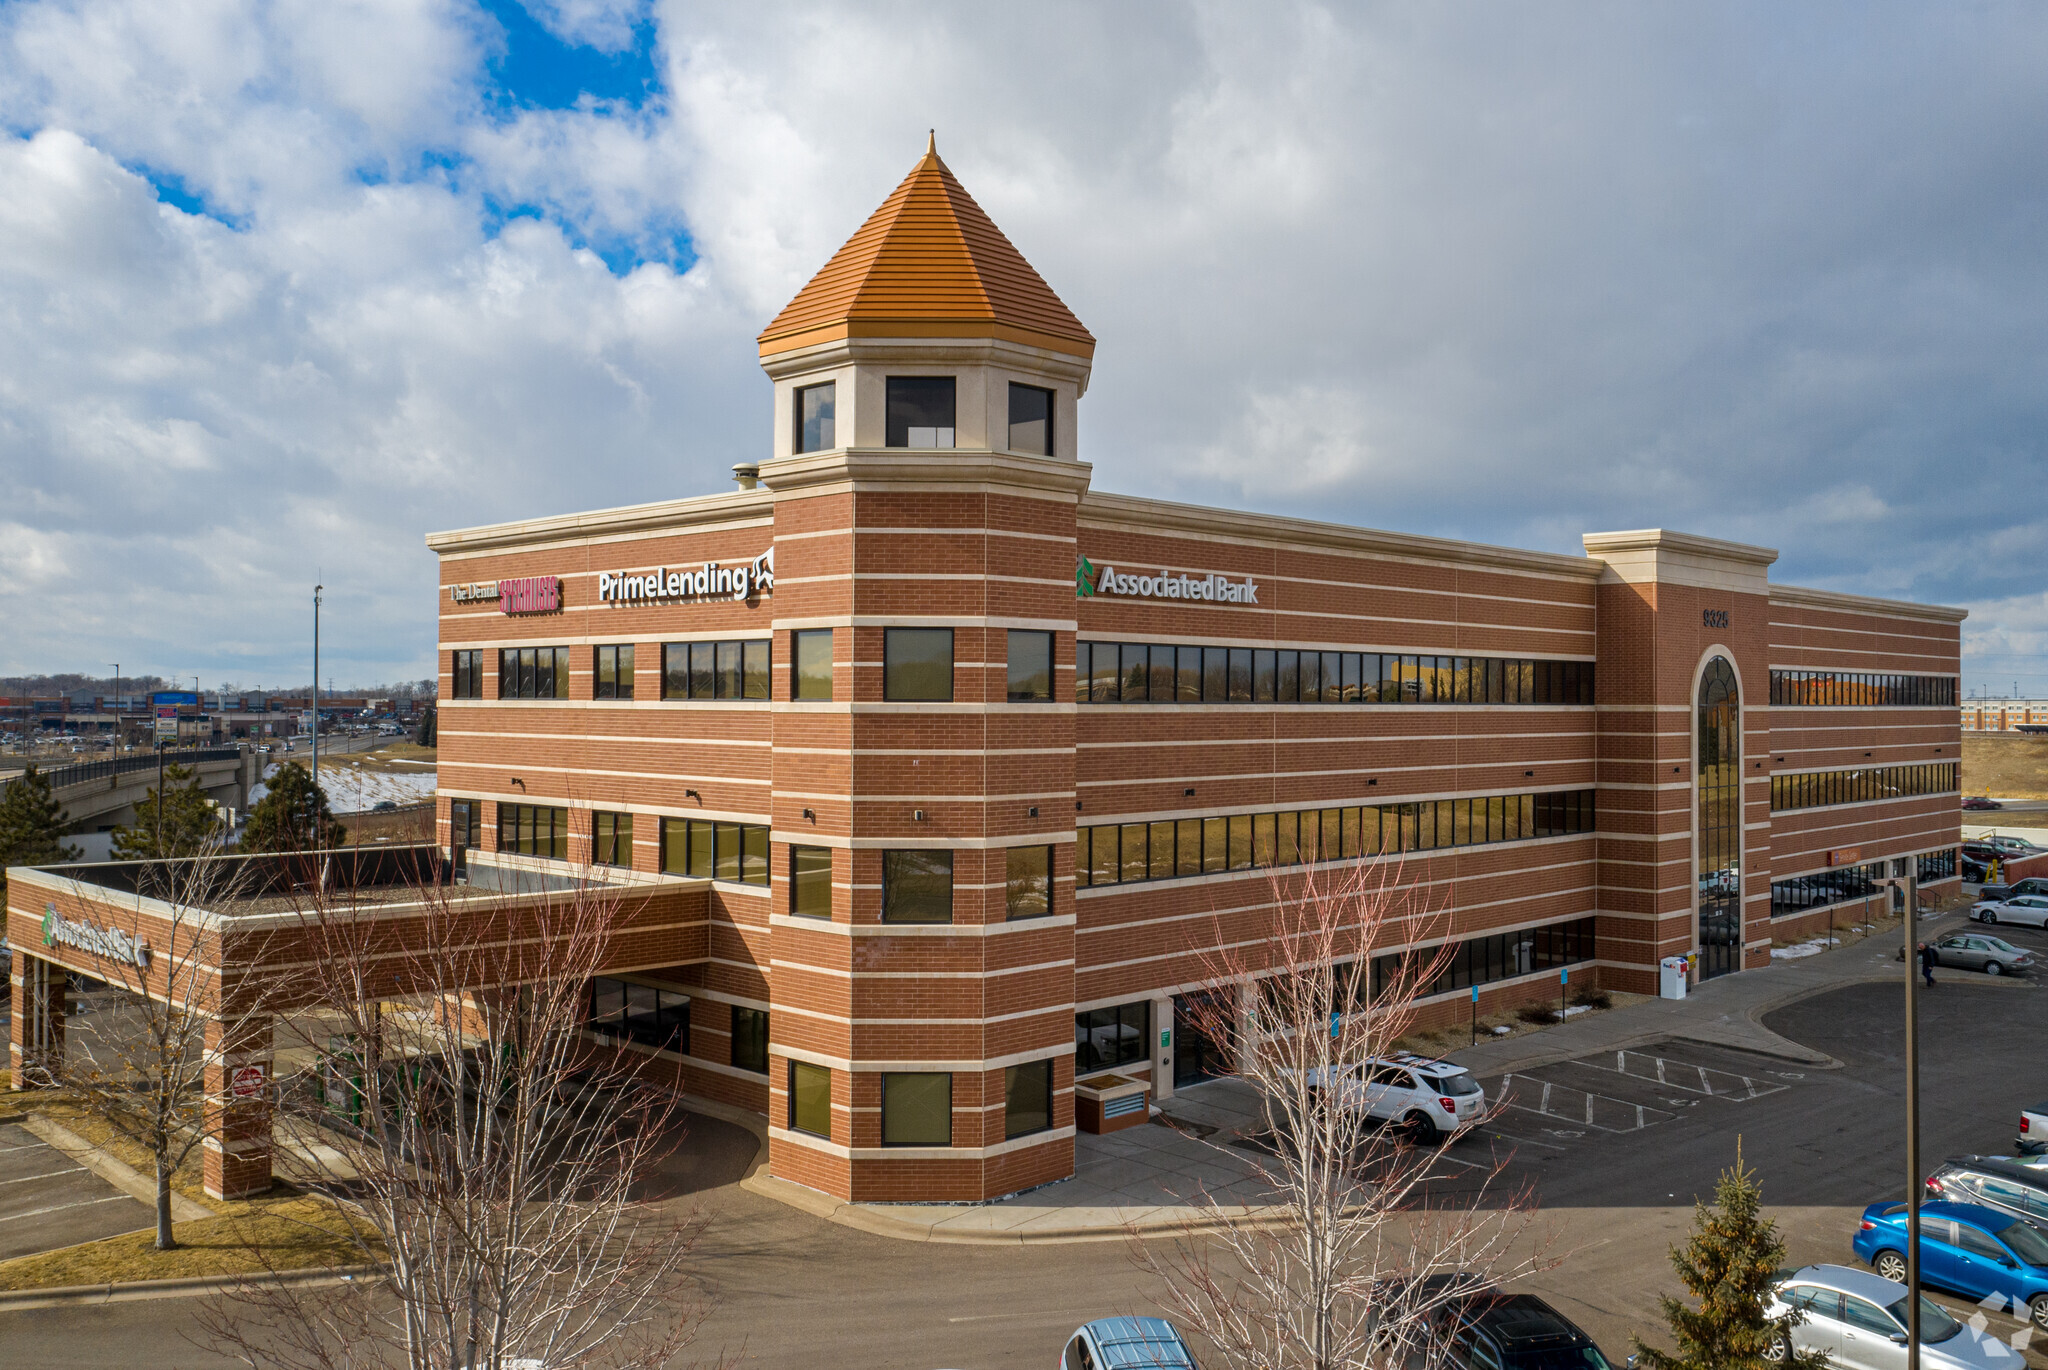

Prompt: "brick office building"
[422,141,1965,1203]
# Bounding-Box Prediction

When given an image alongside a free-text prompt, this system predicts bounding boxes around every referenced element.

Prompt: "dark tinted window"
[882,849,953,923]
[1007,630,1052,701]
[885,376,955,448]
[1008,382,1053,455]
[732,1005,768,1073]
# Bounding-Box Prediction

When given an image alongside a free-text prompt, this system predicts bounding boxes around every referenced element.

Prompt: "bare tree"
[1135,861,1555,1370]
[201,869,721,1370]
[40,841,264,1250]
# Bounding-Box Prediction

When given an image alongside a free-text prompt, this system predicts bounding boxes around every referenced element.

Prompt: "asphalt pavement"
[6,917,2047,1368]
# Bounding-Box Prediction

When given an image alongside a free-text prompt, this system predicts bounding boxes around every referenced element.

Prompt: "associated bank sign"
[600,549,775,605]
[1076,555,1259,605]
[42,904,152,970]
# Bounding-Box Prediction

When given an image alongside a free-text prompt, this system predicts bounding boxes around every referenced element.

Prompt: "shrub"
[1570,986,1612,1011]
[1515,1005,1558,1026]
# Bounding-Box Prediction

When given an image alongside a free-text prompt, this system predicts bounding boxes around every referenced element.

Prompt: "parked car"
[1982,836,2045,858]
[1060,1317,1197,1370]
[1303,1051,1488,1143]
[2023,1105,2048,1156]
[1972,895,2048,929]
[1853,1199,2048,1329]
[1928,932,2034,975]
[1965,797,2006,811]
[1975,878,2048,905]
[1964,855,1994,884]
[1429,1286,1617,1370]
[1765,1263,2021,1370]
[1928,1157,2048,1233]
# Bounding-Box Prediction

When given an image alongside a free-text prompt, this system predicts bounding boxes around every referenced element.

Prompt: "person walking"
[1919,940,1937,988]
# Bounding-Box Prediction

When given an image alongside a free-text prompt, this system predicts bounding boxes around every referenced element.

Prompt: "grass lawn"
[0,1092,379,1291]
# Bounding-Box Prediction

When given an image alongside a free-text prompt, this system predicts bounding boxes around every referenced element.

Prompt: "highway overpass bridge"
[0,747,258,858]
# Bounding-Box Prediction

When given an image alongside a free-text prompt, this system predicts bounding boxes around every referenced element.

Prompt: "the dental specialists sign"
[599,549,775,605]
[43,904,152,970]
[1076,555,1259,605]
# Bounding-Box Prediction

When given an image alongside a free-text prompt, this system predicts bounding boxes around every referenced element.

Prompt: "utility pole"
[313,583,323,797]
[1904,872,1923,1370]
[110,664,119,751]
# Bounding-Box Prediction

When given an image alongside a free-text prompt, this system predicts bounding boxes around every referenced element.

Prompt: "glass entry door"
[1173,993,1230,1087]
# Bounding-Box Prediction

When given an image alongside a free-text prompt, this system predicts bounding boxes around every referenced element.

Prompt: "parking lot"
[0,1120,152,1263]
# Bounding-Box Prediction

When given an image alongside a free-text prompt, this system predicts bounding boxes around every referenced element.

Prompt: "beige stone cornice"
[757,333,1094,394]
[425,489,774,556]
[1077,491,1602,580]
[1769,582,1968,624]
[760,449,1096,501]
[1581,528,1779,594]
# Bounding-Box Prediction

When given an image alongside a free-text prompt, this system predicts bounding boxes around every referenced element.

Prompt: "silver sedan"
[1931,932,2034,976]
[1766,1265,2023,1370]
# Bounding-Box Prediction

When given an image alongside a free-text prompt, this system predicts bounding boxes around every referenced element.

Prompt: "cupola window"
[886,376,955,448]
[795,382,835,453]
[1008,383,1053,455]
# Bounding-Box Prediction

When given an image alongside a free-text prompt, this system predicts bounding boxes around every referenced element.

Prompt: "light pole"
[1904,872,1923,1370]
[110,663,119,751]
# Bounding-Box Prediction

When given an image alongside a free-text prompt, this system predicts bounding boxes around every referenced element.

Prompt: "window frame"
[790,844,833,918]
[592,811,633,867]
[788,1060,831,1138]
[795,380,836,454]
[731,1005,769,1074]
[1004,1058,1054,1139]
[880,1071,953,1147]
[884,375,957,449]
[881,848,954,924]
[1007,381,1054,456]
[1006,629,1053,702]
[1004,844,1053,920]
[793,628,834,701]
[883,627,955,702]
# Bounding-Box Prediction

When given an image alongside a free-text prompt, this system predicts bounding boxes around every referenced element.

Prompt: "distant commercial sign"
[151,691,199,706]
[154,705,179,741]
[598,550,774,605]
[498,575,561,615]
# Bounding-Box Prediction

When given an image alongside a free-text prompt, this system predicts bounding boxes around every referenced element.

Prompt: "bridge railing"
[0,746,244,794]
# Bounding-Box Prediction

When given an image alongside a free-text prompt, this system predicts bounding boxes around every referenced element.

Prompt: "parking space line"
[1497,1074,1678,1133]
[0,1193,139,1226]
[0,1166,87,1187]
[0,1142,54,1155]
[1575,1050,1789,1102]
[1470,1127,1567,1151]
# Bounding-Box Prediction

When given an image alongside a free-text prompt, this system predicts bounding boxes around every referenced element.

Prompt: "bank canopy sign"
[1076,555,1259,605]
[43,903,152,970]
[599,550,774,605]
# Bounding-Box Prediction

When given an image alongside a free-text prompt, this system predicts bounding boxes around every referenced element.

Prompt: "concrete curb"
[0,1262,382,1312]
[21,1113,216,1224]
[693,1090,1296,1245]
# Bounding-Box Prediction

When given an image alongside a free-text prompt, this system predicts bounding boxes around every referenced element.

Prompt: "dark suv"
[1926,1157,2048,1232]
[1432,1288,1615,1370]
[1977,877,2048,905]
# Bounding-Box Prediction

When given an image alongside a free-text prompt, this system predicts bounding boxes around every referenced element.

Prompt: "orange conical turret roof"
[758,135,1095,360]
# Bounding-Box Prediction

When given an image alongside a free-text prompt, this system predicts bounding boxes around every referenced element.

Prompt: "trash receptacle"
[1660,956,1689,1001]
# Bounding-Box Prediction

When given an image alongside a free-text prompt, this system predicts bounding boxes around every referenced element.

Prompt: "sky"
[3,1,2046,696]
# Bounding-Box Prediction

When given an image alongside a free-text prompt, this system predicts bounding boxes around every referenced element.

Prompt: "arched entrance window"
[1697,656,1742,979]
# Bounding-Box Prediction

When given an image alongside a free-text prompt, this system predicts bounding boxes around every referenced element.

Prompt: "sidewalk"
[735,907,1953,1244]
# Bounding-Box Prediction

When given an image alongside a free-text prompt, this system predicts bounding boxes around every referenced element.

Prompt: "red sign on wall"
[231,1063,268,1099]
[1826,847,1862,867]
[499,577,560,615]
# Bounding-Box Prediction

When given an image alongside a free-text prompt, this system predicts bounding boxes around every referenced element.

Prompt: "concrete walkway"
[734,905,1956,1244]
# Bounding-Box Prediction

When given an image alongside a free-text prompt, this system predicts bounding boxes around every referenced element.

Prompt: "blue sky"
[1,1,2045,696]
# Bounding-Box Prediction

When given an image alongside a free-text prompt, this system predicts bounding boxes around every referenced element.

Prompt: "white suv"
[1305,1051,1487,1142]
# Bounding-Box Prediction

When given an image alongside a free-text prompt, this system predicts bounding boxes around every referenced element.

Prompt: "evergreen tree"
[0,765,82,899]
[109,763,223,859]
[1635,1144,1826,1370]
[414,705,436,748]
[240,761,346,852]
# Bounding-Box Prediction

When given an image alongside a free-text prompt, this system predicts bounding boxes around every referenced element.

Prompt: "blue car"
[1853,1200,2048,1329]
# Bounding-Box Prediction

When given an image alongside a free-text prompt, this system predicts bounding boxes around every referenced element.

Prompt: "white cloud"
[1,2,2046,691]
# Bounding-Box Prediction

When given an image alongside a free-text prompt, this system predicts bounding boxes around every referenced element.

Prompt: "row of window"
[1768,670,1956,708]
[1768,763,1958,813]
[660,819,771,886]
[585,979,770,1073]
[785,1058,1055,1145]
[1076,790,1597,889]
[792,377,1057,457]
[454,633,1594,710]
[1769,848,1959,917]
[501,804,570,859]
[1078,643,1595,706]
[1074,916,1599,1081]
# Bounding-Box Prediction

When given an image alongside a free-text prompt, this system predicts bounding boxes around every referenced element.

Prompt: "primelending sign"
[599,550,775,605]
